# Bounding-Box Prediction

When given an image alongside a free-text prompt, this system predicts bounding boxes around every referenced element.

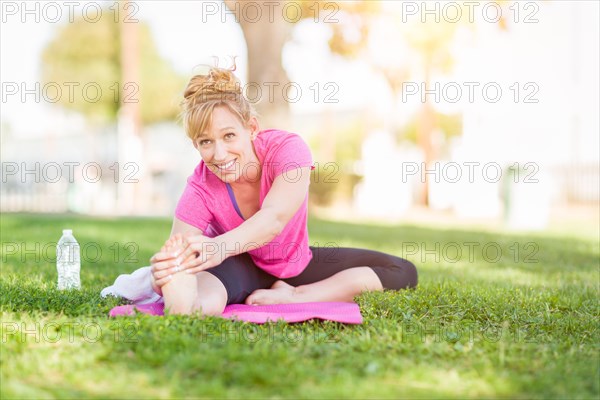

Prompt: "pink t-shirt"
[175,129,314,278]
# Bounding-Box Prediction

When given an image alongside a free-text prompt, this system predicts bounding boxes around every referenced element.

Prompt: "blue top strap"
[225,183,245,220]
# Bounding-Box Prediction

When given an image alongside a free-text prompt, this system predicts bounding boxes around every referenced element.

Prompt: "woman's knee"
[191,296,226,316]
[163,272,227,316]
[167,298,224,316]
[400,258,418,288]
[373,255,418,290]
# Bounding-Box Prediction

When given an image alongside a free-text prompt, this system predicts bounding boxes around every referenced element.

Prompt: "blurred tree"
[222,1,379,207]
[222,0,470,206]
[41,2,186,214]
[223,0,291,128]
[222,1,510,206]
[403,19,459,205]
[335,3,510,206]
[401,112,463,145]
[41,7,185,127]
[222,0,380,128]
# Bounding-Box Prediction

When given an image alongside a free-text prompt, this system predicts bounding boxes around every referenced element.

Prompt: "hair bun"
[183,67,241,104]
[209,68,242,94]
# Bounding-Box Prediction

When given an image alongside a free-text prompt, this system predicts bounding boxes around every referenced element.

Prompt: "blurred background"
[1,0,598,234]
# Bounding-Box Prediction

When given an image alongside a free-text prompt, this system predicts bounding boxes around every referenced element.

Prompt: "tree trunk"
[417,65,435,207]
[120,6,141,137]
[119,2,150,215]
[224,1,292,129]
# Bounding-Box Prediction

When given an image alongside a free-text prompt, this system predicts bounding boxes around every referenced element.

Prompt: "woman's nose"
[214,141,228,161]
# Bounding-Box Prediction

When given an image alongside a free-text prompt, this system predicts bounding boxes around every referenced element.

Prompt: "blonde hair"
[180,64,258,141]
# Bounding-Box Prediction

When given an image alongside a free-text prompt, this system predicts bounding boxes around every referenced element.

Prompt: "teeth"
[217,159,235,170]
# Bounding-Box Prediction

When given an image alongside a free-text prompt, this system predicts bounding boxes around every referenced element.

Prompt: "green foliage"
[307,119,365,206]
[1,213,598,398]
[314,1,381,58]
[42,15,120,123]
[398,112,463,144]
[137,24,187,125]
[41,9,185,125]
[308,166,336,206]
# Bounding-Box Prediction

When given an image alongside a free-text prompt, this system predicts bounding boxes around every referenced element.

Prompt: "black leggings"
[205,247,418,305]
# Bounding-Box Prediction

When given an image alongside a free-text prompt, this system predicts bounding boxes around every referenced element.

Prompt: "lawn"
[1,213,598,399]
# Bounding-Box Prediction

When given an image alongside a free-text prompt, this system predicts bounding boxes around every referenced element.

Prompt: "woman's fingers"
[175,240,201,266]
[151,264,185,284]
[152,258,180,274]
[153,259,189,287]
[154,274,174,288]
[184,252,225,274]
[183,262,211,275]
[150,250,180,264]
[179,237,219,268]
[156,234,222,275]
[151,275,163,296]
[180,250,202,270]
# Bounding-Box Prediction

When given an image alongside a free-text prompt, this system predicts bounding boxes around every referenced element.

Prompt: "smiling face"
[194,106,261,184]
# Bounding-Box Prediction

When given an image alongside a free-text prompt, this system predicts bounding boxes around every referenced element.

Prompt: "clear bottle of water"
[56,229,81,290]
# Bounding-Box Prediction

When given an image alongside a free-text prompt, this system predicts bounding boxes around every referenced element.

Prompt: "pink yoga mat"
[109,302,363,324]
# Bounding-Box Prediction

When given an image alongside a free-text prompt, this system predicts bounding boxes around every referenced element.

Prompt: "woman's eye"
[225,133,235,139]
[200,140,211,146]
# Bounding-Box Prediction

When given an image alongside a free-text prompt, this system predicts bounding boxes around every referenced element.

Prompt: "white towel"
[100,266,163,305]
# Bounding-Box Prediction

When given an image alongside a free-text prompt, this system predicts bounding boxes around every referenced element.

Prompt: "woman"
[150,66,417,316]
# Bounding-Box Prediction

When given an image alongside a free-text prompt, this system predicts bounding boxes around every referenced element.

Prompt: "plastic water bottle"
[56,229,81,290]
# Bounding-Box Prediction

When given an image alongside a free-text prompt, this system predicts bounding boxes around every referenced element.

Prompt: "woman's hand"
[175,232,230,274]
[150,233,195,291]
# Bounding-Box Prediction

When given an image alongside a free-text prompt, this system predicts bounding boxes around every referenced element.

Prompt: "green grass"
[1,213,598,399]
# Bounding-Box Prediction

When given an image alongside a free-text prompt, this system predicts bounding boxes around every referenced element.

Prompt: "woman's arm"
[178,166,312,273]
[171,216,204,237]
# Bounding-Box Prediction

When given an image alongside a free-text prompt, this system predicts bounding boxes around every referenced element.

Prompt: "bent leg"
[161,271,227,316]
[203,252,278,305]
[292,247,418,290]
[245,266,382,304]
[245,247,417,305]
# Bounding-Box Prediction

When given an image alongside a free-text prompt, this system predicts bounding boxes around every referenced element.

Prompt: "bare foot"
[152,234,195,296]
[245,280,299,305]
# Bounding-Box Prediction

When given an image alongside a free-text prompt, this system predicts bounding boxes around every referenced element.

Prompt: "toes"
[272,280,292,290]
[174,233,184,248]
[245,293,258,305]
[166,236,176,247]
[164,234,185,255]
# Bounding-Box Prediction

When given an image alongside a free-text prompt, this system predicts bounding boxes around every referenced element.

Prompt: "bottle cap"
[63,229,73,235]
